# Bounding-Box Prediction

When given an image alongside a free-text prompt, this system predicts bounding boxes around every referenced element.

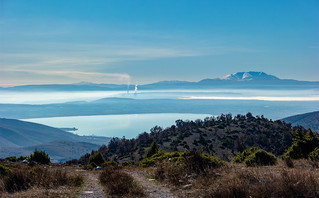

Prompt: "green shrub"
[244,149,277,167]
[30,150,50,164]
[145,140,159,158]
[308,147,319,161]
[89,162,97,168]
[5,156,17,162]
[0,164,12,177]
[17,156,27,161]
[283,129,319,159]
[233,147,258,163]
[103,160,118,167]
[88,152,105,166]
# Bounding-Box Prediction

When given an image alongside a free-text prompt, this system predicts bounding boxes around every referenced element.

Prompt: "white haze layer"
[0,89,318,104]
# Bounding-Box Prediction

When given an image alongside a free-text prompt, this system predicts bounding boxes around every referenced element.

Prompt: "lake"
[24,113,212,139]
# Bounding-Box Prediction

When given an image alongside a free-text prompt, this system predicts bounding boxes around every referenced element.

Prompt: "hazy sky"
[0,0,318,85]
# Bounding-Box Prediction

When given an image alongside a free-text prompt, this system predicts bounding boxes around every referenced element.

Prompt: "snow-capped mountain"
[220,71,279,81]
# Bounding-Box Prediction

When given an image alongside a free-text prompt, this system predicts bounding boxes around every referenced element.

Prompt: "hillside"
[78,113,300,164]
[282,111,319,132]
[0,118,110,147]
[0,140,101,162]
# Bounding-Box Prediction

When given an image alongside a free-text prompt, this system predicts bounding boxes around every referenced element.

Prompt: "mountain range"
[1,71,318,91]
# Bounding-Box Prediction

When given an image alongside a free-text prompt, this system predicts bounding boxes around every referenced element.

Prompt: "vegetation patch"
[30,150,50,164]
[233,147,277,166]
[0,164,83,194]
[99,165,145,197]
[283,129,319,160]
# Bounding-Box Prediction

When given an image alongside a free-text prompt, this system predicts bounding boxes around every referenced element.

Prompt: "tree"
[145,140,159,158]
[283,129,319,159]
[30,150,50,164]
[88,152,105,166]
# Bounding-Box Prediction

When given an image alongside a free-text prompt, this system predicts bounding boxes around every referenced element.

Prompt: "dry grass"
[153,159,319,197]
[99,165,145,197]
[0,164,83,197]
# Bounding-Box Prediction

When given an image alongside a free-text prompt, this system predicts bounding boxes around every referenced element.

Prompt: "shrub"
[244,149,277,167]
[88,152,105,166]
[30,150,50,164]
[99,165,145,197]
[233,147,258,163]
[153,151,225,186]
[0,164,12,177]
[103,160,118,167]
[283,129,319,159]
[309,147,319,161]
[5,156,17,162]
[183,152,225,174]
[145,140,159,158]
[0,165,83,193]
[233,147,277,166]
[199,167,319,198]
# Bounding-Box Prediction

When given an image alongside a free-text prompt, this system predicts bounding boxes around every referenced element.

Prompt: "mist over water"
[0,89,318,104]
[3,89,319,138]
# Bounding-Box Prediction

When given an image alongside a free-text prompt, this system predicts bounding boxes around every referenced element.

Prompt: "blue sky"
[0,0,318,85]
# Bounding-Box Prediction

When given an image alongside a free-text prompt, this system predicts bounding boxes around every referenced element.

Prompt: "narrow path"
[126,170,178,198]
[79,171,107,198]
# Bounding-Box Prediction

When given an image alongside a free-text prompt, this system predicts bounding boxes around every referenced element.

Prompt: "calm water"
[24,113,212,138]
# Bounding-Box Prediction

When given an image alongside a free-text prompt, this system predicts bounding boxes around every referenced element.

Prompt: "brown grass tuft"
[0,164,83,195]
[99,165,145,197]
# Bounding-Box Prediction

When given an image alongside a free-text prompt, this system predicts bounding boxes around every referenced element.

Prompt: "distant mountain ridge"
[219,71,279,81]
[1,71,318,91]
[282,111,319,132]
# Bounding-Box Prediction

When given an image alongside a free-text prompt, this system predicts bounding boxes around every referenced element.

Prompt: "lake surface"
[24,113,212,138]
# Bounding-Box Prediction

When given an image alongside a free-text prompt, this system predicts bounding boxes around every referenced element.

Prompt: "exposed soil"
[126,169,178,198]
[79,171,107,198]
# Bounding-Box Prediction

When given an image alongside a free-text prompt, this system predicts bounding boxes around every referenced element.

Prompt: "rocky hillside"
[79,113,301,163]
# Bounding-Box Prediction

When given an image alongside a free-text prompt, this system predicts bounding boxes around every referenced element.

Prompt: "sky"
[0,0,318,86]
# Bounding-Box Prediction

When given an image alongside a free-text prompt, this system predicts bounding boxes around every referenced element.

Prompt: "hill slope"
[79,113,301,164]
[282,111,319,132]
[0,140,101,162]
[0,118,110,147]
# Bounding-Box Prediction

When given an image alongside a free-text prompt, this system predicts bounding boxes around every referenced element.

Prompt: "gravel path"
[126,170,178,198]
[79,172,107,198]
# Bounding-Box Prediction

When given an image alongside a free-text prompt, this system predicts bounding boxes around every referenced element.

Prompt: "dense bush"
[283,129,319,159]
[0,165,83,193]
[233,147,277,166]
[30,150,50,164]
[244,149,277,166]
[233,147,258,163]
[145,140,159,158]
[309,147,319,161]
[0,164,12,177]
[88,152,105,166]
[5,156,17,162]
[99,165,145,197]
